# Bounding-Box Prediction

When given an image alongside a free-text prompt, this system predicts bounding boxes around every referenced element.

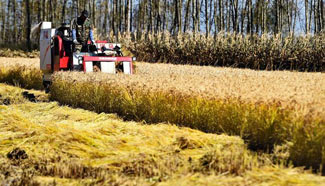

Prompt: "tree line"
[0,0,324,50]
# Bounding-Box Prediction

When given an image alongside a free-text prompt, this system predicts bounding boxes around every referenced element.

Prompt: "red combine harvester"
[39,22,135,90]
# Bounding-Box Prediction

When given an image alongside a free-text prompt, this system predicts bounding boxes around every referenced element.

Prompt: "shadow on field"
[22,91,37,102]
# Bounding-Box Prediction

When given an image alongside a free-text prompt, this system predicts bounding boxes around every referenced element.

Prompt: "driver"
[71,10,95,52]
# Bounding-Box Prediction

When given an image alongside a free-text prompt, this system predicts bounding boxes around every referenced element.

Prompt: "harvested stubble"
[1,84,325,185]
[121,32,325,72]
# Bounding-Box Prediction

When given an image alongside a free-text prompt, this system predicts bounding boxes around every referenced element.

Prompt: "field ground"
[1,83,325,185]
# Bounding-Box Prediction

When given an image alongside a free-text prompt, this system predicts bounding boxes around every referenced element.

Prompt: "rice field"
[1,83,325,185]
[2,57,324,117]
[0,57,324,175]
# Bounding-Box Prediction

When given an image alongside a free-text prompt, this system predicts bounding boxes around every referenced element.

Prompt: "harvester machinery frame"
[39,22,135,90]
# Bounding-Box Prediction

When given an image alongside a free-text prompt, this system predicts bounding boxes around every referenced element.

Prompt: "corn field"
[119,32,325,72]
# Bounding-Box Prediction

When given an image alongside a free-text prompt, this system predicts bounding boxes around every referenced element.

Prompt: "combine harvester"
[39,22,135,90]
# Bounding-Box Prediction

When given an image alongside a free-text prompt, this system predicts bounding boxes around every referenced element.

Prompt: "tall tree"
[184,0,190,32]
[125,0,130,32]
[13,0,17,42]
[6,0,11,42]
[61,0,67,23]
[25,0,31,51]
[37,0,41,22]
[42,0,45,21]
[205,0,209,36]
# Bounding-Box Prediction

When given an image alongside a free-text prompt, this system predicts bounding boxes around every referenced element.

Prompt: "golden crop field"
[1,83,325,185]
[2,57,324,118]
[0,57,324,177]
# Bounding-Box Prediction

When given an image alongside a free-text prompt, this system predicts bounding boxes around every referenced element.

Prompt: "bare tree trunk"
[309,0,313,32]
[113,0,117,35]
[149,0,153,32]
[197,0,201,31]
[239,0,244,33]
[275,0,278,33]
[219,0,224,30]
[320,0,325,30]
[141,0,144,32]
[292,0,298,35]
[42,0,45,21]
[173,0,179,33]
[256,0,260,34]
[136,0,141,34]
[305,0,309,33]
[61,0,67,23]
[249,0,253,34]
[103,0,108,35]
[6,0,11,42]
[317,0,321,31]
[92,0,95,27]
[49,0,53,22]
[179,0,182,33]
[279,0,282,33]
[37,0,41,22]
[192,0,196,32]
[155,0,161,33]
[13,0,17,42]
[53,0,57,25]
[130,0,133,32]
[234,0,238,32]
[313,0,317,33]
[230,0,238,32]
[205,0,208,36]
[119,0,122,32]
[183,0,191,32]
[125,0,130,32]
[214,0,218,34]
[163,0,167,31]
[1,2,5,41]
[25,0,31,51]
[209,0,213,31]
[225,0,229,32]
[245,0,250,34]
[264,0,269,33]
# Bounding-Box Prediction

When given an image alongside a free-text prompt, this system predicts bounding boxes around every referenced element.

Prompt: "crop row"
[121,32,325,72]
[50,71,324,173]
[2,84,325,185]
[0,63,324,174]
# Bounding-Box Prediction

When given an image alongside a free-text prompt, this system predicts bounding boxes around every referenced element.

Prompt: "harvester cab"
[39,22,135,88]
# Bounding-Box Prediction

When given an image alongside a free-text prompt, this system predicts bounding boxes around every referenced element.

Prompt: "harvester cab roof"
[39,22,135,88]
